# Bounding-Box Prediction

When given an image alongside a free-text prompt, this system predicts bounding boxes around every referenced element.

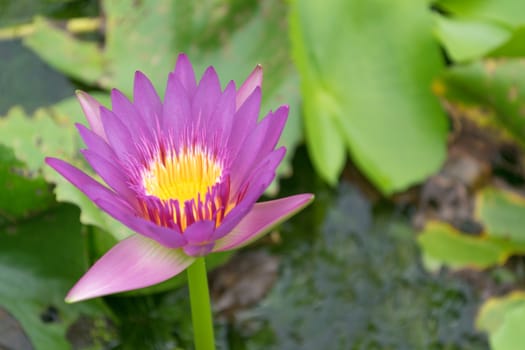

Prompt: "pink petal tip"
[76,90,107,141]
[213,193,314,252]
[236,65,263,110]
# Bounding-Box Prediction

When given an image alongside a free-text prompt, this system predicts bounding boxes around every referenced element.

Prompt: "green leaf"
[50,173,133,241]
[23,17,105,85]
[437,58,525,147]
[417,221,525,271]
[100,0,178,92]
[489,26,525,57]
[433,14,511,62]
[0,102,133,241]
[0,144,55,220]
[0,205,110,350]
[419,188,525,271]
[476,187,525,242]
[302,85,346,186]
[43,94,135,241]
[435,0,525,28]
[476,292,525,334]
[0,106,77,172]
[290,0,447,193]
[491,303,525,350]
[431,1,525,60]
[432,0,525,62]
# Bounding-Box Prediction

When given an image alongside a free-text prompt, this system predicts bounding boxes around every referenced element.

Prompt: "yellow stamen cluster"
[142,147,222,203]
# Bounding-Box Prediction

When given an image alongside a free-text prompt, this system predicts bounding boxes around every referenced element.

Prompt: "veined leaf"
[290,0,447,193]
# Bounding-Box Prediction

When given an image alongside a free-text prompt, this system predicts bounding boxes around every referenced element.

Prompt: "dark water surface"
[232,153,489,350]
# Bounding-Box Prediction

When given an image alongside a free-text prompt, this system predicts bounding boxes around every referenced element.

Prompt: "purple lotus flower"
[46,54,313,302]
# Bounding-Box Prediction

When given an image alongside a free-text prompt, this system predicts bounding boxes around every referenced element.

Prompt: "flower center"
[142,147,223,203]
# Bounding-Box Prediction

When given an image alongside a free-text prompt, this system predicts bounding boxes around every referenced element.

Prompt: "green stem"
[187,257,216,350]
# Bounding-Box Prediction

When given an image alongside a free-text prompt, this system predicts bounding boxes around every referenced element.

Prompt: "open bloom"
[46,54,313,302]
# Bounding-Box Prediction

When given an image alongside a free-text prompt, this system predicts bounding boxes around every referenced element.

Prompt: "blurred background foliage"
[2,0,525,349]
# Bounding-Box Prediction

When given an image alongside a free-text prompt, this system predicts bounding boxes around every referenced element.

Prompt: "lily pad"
[24,16,105,84]
[0,204,110,350]
[290,0,447,192]
[418,221,525,270]
[0,106,78,172]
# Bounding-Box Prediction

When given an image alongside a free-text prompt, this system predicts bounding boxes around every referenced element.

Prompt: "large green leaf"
[418,221,525,270]
[290,0,448,193]
[0,205,110,350]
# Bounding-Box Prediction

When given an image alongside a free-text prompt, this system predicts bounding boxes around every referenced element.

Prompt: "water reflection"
[235,181,488,350]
